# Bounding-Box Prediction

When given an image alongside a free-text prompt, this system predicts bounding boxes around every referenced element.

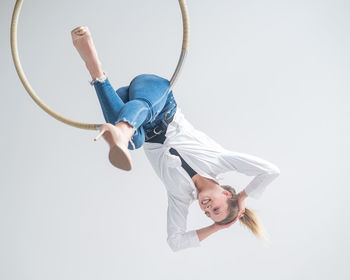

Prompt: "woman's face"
[198,187,232,222]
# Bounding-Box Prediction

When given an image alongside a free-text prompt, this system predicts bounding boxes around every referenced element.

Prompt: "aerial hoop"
[10,0,190,130]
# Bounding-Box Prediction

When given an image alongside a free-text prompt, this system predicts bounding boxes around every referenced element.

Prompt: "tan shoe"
[71,26,91,41]
[94,124,132,171]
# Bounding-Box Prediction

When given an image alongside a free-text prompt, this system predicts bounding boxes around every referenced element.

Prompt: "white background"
[1,0,349,279]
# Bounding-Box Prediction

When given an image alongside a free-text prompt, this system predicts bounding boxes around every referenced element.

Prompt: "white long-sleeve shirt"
[143,108,280,252]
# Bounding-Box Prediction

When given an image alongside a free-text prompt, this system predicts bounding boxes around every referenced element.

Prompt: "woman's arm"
[167,195,201,252]
[221,151,280,199]
[196,224,220,241]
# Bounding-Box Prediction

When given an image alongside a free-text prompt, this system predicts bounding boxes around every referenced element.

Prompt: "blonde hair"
[217,185,269,242]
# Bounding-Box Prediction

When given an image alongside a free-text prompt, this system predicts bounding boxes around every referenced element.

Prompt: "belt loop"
[161,118,168,127]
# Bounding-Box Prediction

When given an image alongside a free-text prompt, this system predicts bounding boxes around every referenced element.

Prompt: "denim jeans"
[92,74,177,150]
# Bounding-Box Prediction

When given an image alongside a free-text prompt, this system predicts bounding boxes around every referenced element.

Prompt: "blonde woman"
[72,26,280,252]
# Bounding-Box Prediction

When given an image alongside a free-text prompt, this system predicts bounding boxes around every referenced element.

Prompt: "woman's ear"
[223,190,232,198]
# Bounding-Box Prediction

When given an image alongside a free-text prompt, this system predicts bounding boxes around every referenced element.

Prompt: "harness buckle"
[153,126,163,135]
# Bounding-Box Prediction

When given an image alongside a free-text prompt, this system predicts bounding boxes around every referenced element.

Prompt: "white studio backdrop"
[1,0,349,279]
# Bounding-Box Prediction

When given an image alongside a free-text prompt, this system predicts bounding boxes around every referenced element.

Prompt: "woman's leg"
[72,27,169,151]
[114,74,170,128]
[93,79,146,150]
[92,78,124,124]
[71,26,135,148]
[71,26,104,81]
[116,86,129,103]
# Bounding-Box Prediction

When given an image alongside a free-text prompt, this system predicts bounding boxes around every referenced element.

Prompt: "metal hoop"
[10,0,190,130]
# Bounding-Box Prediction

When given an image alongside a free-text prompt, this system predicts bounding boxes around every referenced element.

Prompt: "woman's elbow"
[167,236,182,252]
[167,231,200,252]
[268,164,280,178]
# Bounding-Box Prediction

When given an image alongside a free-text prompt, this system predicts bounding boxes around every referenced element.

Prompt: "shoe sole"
[71,26,90,41]
[109,145,132,171]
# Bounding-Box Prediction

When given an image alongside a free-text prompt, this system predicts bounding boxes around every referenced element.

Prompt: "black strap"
[145,114,175,144]
[169,148,198,178]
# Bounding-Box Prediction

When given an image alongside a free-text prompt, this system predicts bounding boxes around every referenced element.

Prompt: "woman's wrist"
[197,224,221,241]
[211,223,221,232]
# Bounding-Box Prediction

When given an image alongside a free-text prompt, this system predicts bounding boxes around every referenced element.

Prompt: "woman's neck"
[192,174,218,192]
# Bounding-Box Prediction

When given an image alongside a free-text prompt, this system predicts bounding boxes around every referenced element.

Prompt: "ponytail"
[240,208,268,242]
[217,185,269,243]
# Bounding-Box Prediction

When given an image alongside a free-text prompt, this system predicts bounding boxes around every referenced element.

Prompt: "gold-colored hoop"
[10,0,190,130]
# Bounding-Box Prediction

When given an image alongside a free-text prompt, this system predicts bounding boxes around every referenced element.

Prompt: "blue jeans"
[93,74,177,150]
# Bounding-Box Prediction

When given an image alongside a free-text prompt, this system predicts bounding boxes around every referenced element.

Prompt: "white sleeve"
[166,194,200,252]
[221,151,280,199]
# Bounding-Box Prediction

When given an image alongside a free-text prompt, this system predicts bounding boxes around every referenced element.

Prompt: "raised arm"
[167,193,246,250]
[166,195,201,252]
[221,151,280,199]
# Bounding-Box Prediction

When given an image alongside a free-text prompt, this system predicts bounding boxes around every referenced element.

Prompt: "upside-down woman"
[71,26,280,252]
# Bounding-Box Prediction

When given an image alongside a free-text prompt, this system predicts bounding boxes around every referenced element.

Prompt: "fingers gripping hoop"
[10,0,190,131]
